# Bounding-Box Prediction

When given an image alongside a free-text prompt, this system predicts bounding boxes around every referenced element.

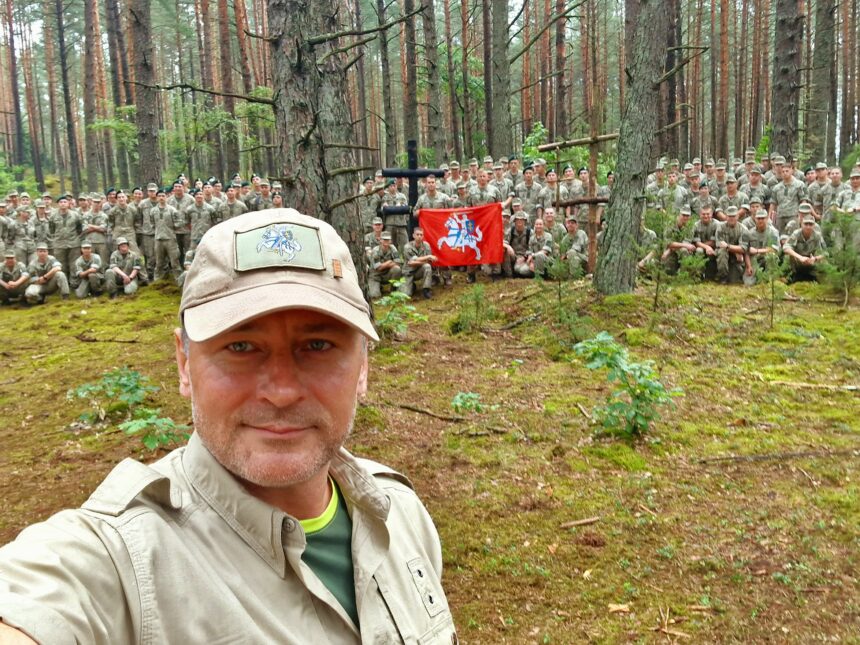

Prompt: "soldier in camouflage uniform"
[451,182,470,208]
[741,210,780,285]
[105,237,143,297]
[25,244,70,304]
[73,242,105,298]
[515,166,542,223]
[526,218,555,277]
[107,192,139,257]
[834,169,860,218]
[562,166,584,202]
[690,182,718,216]
[358,177,377,232]
[467,169,502,207]
[807,163,831,219]
[185,190,217,250]
[49,196,83,280]
[368,231,403,298]
[715,206,746,283]
[536,168,568,219]
[744,166,772,211]
[364,217,384,258]
[152,189,184,281]
[770,164,809,234]
[32,201,52,253]
[414,175,453,286]
[783,214,827,282]
[218,184,249,222]
[503,212,532,277]
[10,207,36,266]
[716,175,748,221]
[177,249,195,289]
[783,203,822,242]
[401,228,437,299]
[380,179,409,251]
[437,164,457,197]
[692,205,720,279]
[489,163,513,205]
[559,215,588,277]
[0,250,28,304]
[657,171,690,212]
[661,207,696,275]
[708,162,729,200]
[168,181,194,255]
[542,207,566,244]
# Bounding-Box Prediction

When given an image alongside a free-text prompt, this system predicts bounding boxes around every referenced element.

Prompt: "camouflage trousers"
[25,273,70,303]
[368,266,402,299]
[401,264,432,296]
[105,269,139,296]
[53,247,81,281]
[75,273,105,298]
[0,282,26,302]
[155,238,182,281]
[716,247,744,283]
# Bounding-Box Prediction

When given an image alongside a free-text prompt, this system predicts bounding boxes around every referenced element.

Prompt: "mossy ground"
[1,275,858,643]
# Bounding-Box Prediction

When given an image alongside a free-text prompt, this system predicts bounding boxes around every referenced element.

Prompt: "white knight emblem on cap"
[257,224,303,260]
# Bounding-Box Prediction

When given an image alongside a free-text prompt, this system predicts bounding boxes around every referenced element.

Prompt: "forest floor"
[0,274,858,643]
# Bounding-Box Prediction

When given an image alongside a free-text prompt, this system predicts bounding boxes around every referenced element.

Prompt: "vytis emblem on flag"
[257,224,303,260]
[438,213,485,260]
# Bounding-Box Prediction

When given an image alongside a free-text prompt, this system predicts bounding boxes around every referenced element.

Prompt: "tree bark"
[56,0,82,193]
[403,0,419,147]
[482,0,493,151]
[130,0,162,185]
[5,0,24,167]
[808,0,836,162]
[267,0,367,286]
[422,0,444,163]
[444,0,461,160]
[42,0,66,191]
[595,0,670,295]
[460,0,473,157]
[218,0,240,174]
[554,0,566,137]
[771,0,803,157]
[377,0,397,165]
[490,0,512,155]
[22,49,44,189]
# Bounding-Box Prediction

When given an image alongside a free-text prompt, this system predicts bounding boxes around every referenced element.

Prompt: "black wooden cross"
[380,139,446,235]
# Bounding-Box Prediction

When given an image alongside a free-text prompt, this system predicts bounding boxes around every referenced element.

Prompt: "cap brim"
[183,282,379,342]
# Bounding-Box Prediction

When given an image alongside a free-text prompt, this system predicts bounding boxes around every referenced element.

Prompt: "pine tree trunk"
[56,0,81,192]
[130,0,162,184]
[810,0,836,162]
[93,5,116,188]
[403,0,419,147]
[420,0,443,162]
[22,49,44,189]
[839,0,852,156]
[267,0,367,286]
[554,0,566,137]
[444,0,461,160]
[460,0,473,157]
[353,0,370,167]
[482,0,493,150]
[595,0,670,295]
[218,0,240,174]
[42,0,66,191]
[377,0,397,165]
[490,0,512,155]
[771,0,803,157]
[717,0,729,158]
[105,0,132,190]
[83,0,101,190]
[522,0,532,137]
[5,0,24,167]
[735,0,748,153]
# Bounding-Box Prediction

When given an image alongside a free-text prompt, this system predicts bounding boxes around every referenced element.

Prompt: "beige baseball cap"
[180,208,378,342]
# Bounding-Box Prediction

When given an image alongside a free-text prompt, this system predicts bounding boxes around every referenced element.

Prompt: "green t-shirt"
[299,479,358,627]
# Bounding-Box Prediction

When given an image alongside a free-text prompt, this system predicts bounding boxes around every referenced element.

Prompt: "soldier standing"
[380,179,409,251]
[49,196,83,280]
[152,189,184,281]
[527,218,555,277]
[770,164,809,234]
[185,190,217,250]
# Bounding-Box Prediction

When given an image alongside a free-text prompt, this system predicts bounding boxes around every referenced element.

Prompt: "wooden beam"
[537,132,619,152]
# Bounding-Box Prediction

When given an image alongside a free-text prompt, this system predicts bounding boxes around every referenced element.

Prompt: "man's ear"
[174,329,192,399]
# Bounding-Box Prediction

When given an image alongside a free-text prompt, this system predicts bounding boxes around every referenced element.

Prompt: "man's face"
[830,169,842,184]
[272,193,283,206]
[514,217,525,231]
[261,185,271,197]
[226,187,237,200]
[477,170,489,187]
[174,184,185,197]
[816,168,827,181]
[781,165,793,181]
[413,229,424,243]
[37,249,48,262]
[534,219,544,235]
[565,219,577,233]
[580,170,590,183]
[118,243,129,255]
[564,167,575,180]
[726,213,738,227]
[726,181,737,193]
[82,247,92,259]
[148,188,157,200]
[118,193,128,206]
[755,216,767,231]
[364,180,374,193]
[750,203,760,216]
[133,189,143,200]
[851,176,860,191]
[372,222,383,234]
[195,192,204,205]
[203,184,213,196]
[544,209,555,225]
[802,222,814,238]
[425,176,437,192]
[158,193,167,205]
[175,309,368,491]
[4,257,15,269]
[700,209,712,225]
[381,238,391,250]
[715,168,725,180]
[494,168,504,180]
[58,198,69,211]
[510,159,519,172]
[668,172,677,186]
[750,171,762,185]
[524,169,534,182]
[546,170,557,184]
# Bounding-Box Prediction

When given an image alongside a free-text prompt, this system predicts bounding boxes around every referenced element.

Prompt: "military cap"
[371,217,383,225]
[231,181,242,188]
[92,195,103,202]
[77,193,88,200]
[692,157,702,164]
[493,162,503,170]
[0,202,6,208]
[745,147,757,154]
[41,191,52,198]
[774,155,786,164]
[726,174,737,183]
[372,182,385,191]
[116,237,130,245]
[380,231,392,240]
[754,209,768,218]
[468,158,478,165]
[483,155,494,164]
[105,187,116,195]
[804,166,814,174]
[740,203,750,211]
[34,199,44,208]
[258,179,270,187]
[850,169,860,178]
[157,187,168,195]
[456,181,468,190]
[19,192,29,199]
[815,162,828,170]
[207,176,217,184]
[189,188,200,196]
[36,243,49,250]
[704,158,715,166]
[3,250,15,258]
[750,165,763,174]
[565,214,578,223]
[715,162,726,170]
[534,158,546,166]
[749,196,763,205]
[508,154,518,161]
[523,164,534,172]
[769,152,780,160]
[499,157,508,164]
[272,182,282,190]
[725,206,739,217]
[374,169,384,176]
[607,171,614,177]
[385,178,396,187]
[802,214,816,224]
[231,173,242,181]
[732,157,742,166]
[670,158,680,167]
[241,181,251,187]
[81,241,93,249]
[798,204,813,214]
[439,163,449,171]
[655,162,665,171]
[449,161,460,169]
[146,182,159,191]
[511,198,522,206]
[679,206,692,216]
[513,212,527,220]
[683,163,694,171]
[7,190,18,197]
[545,167,557,176]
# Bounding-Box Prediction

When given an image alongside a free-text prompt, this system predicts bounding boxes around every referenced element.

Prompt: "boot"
[422,287,431,299]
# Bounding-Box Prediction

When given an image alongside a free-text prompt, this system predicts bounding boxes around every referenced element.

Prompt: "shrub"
[375,279,428,339]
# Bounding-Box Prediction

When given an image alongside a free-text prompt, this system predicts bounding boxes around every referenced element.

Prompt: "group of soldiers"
[0,174,287,305]
[361,148,860,294]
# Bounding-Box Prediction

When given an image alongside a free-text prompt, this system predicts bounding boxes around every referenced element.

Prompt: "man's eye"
[227,341,254,353]
[307,339,332,351]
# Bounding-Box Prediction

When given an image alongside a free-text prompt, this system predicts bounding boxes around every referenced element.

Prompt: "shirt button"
[284,519,296,532]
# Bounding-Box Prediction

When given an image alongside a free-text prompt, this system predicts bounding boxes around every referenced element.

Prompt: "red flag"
[418,203,504,266]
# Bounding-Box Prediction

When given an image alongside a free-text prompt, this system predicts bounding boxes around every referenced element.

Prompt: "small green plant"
[821,212,860,307]
[573,332,682,441]
[68,367,159,422]
[119,407,191,450]
[756,252,790,328]
[447,284,496,334]
[375,279,428,339]
[451,391,496,414]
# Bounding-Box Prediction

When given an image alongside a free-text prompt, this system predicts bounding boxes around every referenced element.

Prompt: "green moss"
[623,327,662,348]
[584,443,649,471]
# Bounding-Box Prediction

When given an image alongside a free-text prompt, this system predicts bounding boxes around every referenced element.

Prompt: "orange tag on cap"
[332,259,343,278]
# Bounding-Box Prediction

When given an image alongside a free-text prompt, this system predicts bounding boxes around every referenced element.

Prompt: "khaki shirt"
[152,205,184,240]
[218,199,249,222]
[108,249,143,275]
[74,253,104,277]
[403,240,432,273]
[83,211,109,244]
[0,261,28,282]
[49,211,83,249]
[109,206,137,240]
[370,244,402,270]
[784,228,826,257]
[0,434,456,645]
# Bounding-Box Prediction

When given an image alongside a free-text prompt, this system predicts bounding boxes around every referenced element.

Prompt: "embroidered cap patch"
[234,222,325,272]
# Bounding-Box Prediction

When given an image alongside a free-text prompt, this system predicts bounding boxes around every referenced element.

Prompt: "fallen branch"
[75,333,139,344]
[560,516,600,529]
[497,313,539,330]
[697,448,858,465]
[576,402,592,420]
[768,380,858,392]
[538,132,619,152]
[387,401,465,422]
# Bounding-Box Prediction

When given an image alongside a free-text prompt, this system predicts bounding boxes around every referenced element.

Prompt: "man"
[503,212,532,277]
[783,203,821,241]
[542,207,566,244]
[108,192,139,257]
[690,182,718,216]
[251,179,275,212]
[358,177,377,232]
[490,163,513,205]
[744,165,772,210]
[559,215,588,277]
[152,188,184,281]
[658,170,690,213]
[708,162,728,200]
[73,241,105,298]
[401,227,437,299]
[48,195,83,279]
[9,207,36,266]
[821,167,849,221]
[24,243,70,303]
[505,156,523,187]
[168,181,194,255]
[467,169,502,207]
[185,189,217,250]
[105,237,143,297]
[368,230,403,298]
[807,162,831,218]
[219,183,250,222]
[0,250,28,304]
[741,209,780,286]
[0,209,455,644]
[716,175,748,221]
[834,168,860,216]
[661,206,696,275]
[536,168,568,220]
[783,214,827,282]
[692,206,720,279]
[380,179,409,251]
[515,165,542,222]
[363,217,385,257]
[770,163,808,234]
[715,206,746,283]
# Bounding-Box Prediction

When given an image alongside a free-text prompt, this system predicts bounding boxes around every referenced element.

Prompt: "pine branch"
[509,0,586,64]
[329,165,375,178]
[307,4,424,46]
[325,142,380,151]
[130,81,275,106]
[654,50,706,87]
[244,29,277,43]
[318,35,376,65]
